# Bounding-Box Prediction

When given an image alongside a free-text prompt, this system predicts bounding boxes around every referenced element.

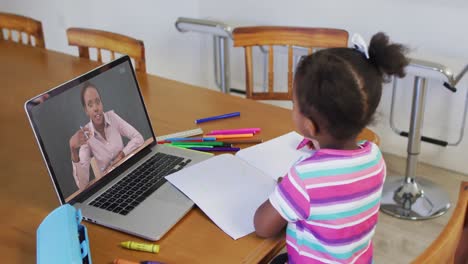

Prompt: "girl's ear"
[304,117,317,137]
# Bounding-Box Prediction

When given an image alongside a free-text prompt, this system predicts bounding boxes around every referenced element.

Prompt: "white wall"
[0,0,204,86]
[1,0,467,174]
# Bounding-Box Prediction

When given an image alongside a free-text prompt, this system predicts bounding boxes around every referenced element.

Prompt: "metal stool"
[175,17,234,94]
[381,59,468,220]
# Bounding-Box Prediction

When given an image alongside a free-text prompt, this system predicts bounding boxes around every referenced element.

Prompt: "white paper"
[236,131,313,180]
[166,154,276,240]
[166,131,315,240]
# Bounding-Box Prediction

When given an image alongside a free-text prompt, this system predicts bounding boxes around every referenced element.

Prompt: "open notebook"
[166,131,314,239]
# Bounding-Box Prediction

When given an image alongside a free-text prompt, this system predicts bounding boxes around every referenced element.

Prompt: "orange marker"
[113,259,139,264]
[221,139,263,144]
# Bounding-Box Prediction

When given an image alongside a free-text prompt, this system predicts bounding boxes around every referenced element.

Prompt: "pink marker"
[296,138,311,150]
[208,128,261,135]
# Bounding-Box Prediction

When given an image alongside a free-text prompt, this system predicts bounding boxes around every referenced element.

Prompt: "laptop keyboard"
[89,152,191,215]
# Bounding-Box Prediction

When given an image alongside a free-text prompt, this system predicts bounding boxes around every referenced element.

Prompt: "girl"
[254,32,409,263]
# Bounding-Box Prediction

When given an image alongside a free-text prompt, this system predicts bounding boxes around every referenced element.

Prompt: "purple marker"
[195,112,240,124]
[188,147,240,152]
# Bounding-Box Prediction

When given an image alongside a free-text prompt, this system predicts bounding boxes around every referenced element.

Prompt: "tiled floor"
[272,152,468,263]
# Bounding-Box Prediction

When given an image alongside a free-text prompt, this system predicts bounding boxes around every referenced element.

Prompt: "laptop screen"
[25,57,155,203]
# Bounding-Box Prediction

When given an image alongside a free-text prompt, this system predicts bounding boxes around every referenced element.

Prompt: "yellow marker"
[120,241,160,253]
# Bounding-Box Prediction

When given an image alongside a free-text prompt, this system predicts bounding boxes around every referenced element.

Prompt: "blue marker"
[195,112,240,124]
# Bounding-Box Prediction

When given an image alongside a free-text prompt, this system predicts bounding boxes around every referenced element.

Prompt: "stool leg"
[213,36,231,94]
[380,76,451,220]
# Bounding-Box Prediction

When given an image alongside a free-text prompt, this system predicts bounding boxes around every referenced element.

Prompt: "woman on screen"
[69,82,144,190]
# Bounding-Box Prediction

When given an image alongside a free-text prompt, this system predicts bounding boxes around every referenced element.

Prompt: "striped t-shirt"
[269,141,386,264]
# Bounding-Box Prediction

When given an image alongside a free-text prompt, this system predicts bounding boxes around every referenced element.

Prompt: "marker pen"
[80,126,89,139]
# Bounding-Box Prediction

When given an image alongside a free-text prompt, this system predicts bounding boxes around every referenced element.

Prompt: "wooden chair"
[0,12,45,48]
[233,26,380,145]
[412,181,468,264]
[66,28,146,72]
[232,26,348,101]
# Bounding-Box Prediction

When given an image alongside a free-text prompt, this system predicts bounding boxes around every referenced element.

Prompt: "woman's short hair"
[80,82,101,107]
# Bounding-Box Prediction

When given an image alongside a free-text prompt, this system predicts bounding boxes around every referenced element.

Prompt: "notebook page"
[166,154,276,240]
[235,131,314,180]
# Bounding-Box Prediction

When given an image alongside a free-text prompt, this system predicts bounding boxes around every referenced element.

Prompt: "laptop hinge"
[70,145,153,204]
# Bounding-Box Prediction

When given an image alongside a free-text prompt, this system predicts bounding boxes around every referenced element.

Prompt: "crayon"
[120,241,160,253]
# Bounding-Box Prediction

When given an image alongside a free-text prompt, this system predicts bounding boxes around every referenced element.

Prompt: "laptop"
[25,56,210,240]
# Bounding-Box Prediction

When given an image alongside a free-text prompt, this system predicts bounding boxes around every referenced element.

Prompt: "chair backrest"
[412,181,468,264]
[232,26,348,100]
[0,12,45,48]
[66,27,146,72]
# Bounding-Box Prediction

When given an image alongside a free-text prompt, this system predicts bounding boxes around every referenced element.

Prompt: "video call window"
[30,61,153,201]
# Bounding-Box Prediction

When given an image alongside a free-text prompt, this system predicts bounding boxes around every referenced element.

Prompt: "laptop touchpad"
[152,182,193,206]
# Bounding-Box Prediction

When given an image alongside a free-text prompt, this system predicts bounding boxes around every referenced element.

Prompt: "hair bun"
[368,32,409,78]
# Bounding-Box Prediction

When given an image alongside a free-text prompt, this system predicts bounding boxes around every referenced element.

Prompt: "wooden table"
[0,40,382,263]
